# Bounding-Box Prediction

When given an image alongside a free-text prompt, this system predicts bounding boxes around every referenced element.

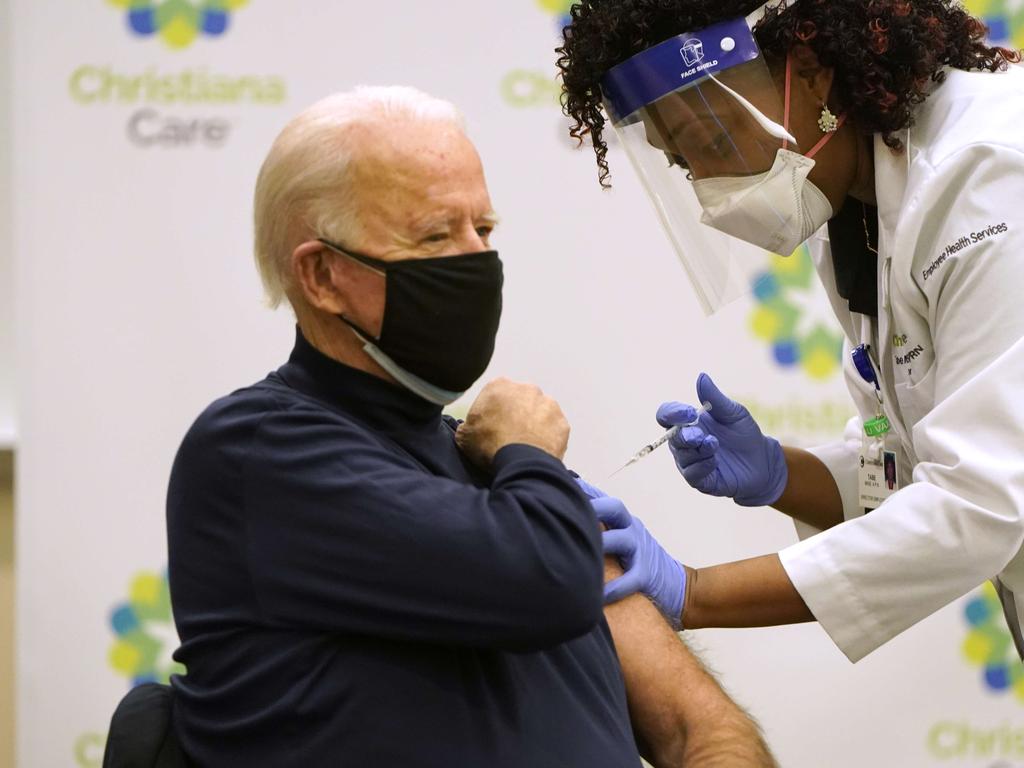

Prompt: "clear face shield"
[602,13,835,314]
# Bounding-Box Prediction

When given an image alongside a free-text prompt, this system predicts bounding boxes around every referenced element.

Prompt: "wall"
[11,2,1024,767]
[1,0,15,764]
[0,451,13,768]
[0,0,12,445]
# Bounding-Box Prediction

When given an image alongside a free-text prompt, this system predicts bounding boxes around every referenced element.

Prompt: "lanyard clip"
[851,344,879,391]
[852,344,890,437]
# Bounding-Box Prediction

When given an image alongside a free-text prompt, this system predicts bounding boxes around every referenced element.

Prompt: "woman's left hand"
[575,478,688,628]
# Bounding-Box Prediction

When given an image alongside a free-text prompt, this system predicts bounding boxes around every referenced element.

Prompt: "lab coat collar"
[873,130,912,243]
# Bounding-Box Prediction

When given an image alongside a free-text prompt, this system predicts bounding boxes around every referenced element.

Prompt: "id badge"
[858,439,899,513]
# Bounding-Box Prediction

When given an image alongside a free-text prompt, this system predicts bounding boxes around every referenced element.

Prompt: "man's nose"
[453,225,489,253]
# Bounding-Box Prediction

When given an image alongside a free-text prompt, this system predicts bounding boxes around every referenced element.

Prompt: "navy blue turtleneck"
[166,329,640,767]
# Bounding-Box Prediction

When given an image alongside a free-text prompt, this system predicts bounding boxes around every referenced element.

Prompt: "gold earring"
[818,105,839,133]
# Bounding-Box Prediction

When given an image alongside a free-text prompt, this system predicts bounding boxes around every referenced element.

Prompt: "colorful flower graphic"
[749,246,844,380]
[107,0,249,50]
[964,0,1024,48]
[109,570,185,688]
[536,0,573,34]
[963,582,1024,703]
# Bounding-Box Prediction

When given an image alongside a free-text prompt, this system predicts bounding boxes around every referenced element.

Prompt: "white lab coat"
[778,64,1024,662]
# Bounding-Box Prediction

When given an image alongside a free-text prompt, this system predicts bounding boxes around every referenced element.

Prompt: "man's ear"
[790,44,835,106]
[291,240,347,314]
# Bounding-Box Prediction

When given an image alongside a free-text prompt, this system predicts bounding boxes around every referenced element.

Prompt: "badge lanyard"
[852,344,889,437]
[852,344,898,511]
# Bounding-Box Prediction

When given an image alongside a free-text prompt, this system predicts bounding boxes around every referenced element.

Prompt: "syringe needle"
[609,401,712,478]
[609,458,637,478]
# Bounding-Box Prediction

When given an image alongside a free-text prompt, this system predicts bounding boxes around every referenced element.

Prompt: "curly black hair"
[557,0,1021,186]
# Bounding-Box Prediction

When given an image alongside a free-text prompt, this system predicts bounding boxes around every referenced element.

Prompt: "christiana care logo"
[964,0,1024,47]
[500,1,572,109]
[537,0,573,32]
[963,582,1024,703]
[77,1,285,150]
[748,245,844,380]
[922,588,1024,764]
[74,569,185,767]
[109,569,185,687]
[108,0,250,50]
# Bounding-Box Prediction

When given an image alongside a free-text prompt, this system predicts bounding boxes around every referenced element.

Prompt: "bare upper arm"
[602,556,777,768]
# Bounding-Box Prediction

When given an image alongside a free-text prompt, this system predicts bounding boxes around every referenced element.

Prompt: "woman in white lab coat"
[557,0,1024,662]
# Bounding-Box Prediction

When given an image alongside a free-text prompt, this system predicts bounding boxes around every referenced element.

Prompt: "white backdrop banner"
[12,1,1024,766]
[0,0,14,445]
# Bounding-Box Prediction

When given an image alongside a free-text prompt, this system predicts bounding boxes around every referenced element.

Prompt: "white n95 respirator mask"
[692,149,834,257]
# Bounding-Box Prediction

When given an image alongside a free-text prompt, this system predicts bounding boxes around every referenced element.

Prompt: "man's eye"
[424,233,449,244]
[476,226,494,239]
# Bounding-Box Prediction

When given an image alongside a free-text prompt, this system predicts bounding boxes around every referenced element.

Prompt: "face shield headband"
[601,15,795,143]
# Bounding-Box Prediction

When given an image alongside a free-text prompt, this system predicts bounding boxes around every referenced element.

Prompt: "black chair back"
[102,683,189,768]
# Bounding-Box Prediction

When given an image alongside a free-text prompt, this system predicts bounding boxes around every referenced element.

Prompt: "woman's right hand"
[658,373,788,507]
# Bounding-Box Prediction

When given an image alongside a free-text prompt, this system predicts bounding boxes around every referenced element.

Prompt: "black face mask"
[319,238,504,397]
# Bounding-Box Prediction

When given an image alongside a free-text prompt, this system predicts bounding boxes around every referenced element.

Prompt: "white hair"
[253,86,466,308]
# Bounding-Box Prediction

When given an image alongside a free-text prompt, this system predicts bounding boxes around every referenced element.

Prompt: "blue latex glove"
[573,474,607,501]
[574,478,686,628]
[658,373,788,507]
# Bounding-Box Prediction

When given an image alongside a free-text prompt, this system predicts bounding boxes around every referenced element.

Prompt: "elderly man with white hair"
[166,86,775,767]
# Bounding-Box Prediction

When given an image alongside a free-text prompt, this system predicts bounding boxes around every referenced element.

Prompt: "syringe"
[611,401,712,476]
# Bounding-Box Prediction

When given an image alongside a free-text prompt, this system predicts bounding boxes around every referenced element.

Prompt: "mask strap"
[708,74,796,144]
[319,238,387,275]
[782,52,847,159]
[338,314,380,344]
[360,339,464,406]
[783,53,793,152]
[337,318,463,406]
